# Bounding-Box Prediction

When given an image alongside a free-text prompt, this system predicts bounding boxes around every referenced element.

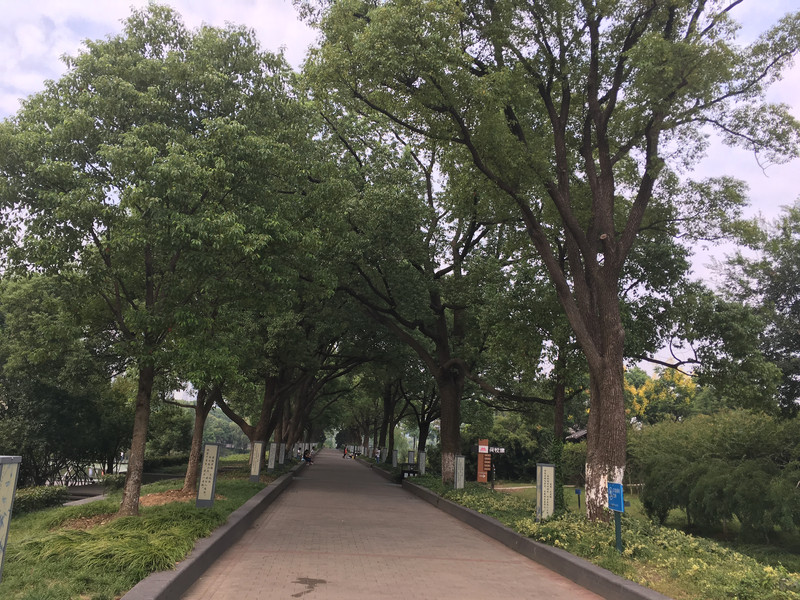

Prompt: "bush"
[631,410,800,539]
[13,486,69,514]
[101,473,126,492]
[142,453,189,472]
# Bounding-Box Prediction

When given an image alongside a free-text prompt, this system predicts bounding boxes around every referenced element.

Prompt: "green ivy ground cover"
[415,476,800,600]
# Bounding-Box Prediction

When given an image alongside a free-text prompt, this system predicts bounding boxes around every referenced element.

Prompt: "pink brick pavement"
[181,448,602,600]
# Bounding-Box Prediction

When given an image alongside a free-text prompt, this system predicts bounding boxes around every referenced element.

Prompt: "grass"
[415,476,800,600]
[498,482,800,575]
[0,458,296,600]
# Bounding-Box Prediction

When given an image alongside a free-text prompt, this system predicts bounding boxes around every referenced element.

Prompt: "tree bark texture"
[118,364,154,516]
[182,386,220,493]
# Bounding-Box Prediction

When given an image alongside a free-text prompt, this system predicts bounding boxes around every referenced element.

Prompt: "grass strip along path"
[0,456,294,600]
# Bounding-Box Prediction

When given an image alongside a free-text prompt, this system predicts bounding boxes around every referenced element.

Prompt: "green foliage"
[12,486,69,514]
[562,441,587,486]
[673,287,782,412]
[146,403,193,457]
[723,201,800,418]
[101,473,126,492]
[630,411,800,539]
[141,454,189,472]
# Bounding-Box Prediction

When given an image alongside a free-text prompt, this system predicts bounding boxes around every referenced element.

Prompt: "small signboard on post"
[608,482,624,512]
[0,456,21,584]
[250,441,264,482]
[536,463,555,521]
[196,444,220,509]
[418,451,426,475]
[607,482,625,553]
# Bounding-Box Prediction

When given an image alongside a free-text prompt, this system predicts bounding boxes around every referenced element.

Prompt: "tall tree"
[0,6,308,514]
[306,0,800,518]
[723,200,800,417]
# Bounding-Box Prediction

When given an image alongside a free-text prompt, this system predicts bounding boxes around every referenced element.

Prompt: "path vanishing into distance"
[180,448,602,600]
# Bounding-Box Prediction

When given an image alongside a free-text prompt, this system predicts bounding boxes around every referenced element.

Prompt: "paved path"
[181,449,602,600]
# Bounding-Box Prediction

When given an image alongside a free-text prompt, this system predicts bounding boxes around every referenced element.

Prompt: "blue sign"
[607,482,624,512]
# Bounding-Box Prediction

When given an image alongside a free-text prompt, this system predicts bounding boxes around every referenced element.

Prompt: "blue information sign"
[607,482,624,512]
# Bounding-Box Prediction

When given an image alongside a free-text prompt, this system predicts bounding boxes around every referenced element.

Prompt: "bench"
[399,462,419,479]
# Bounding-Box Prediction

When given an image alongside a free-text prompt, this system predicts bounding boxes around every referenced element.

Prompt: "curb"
[402,481,672,600]
[121,462,305,600]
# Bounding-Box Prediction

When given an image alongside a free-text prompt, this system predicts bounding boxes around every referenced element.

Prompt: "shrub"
[101,473,126,492]
[13,486,69,514]
[142,453,189,472]
[631,410,800,539]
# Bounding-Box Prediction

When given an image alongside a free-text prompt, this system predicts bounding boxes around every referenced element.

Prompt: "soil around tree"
[61,488,225,530]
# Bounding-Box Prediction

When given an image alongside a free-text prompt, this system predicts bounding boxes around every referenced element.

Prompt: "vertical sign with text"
[268,442,277,470]
[536,463,555,521]
[279,443,286,465]
[0,456,21,584]
[250,442,264,482]
[196,444,220,509]
[477,438,489,483]
[455,455,466,489]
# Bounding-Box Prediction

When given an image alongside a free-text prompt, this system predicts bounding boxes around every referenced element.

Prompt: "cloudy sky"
[1,0,798,280]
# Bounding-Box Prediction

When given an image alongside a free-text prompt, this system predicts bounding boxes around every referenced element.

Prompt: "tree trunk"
[417,421,431,455]
[182,386,219,493]
[583,303,627,522]
[118,364,154,516]
[437,371,463,484]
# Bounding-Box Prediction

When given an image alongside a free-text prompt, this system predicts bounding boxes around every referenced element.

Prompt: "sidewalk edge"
[402,481,672,600]
[121,462,305,600]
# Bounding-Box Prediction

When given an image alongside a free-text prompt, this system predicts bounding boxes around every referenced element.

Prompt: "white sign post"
[0,456,21,584]
[454,455,465,489]
[268,442,277,470]
[536,463,555,521]
[250,442,264,482]
[279,443,286,465]
[196,444,220,508]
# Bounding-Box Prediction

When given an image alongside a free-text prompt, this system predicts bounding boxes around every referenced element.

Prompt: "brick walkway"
[181,448,601,600]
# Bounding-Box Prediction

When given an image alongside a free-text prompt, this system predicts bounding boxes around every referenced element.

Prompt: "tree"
[0,6,308,514]
[625,367,697,424]
[0,274,131,485]
[306,0,800,519]
[724,201,800,417]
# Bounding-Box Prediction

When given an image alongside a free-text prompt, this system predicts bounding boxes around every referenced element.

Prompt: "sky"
[1,0,798,283]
